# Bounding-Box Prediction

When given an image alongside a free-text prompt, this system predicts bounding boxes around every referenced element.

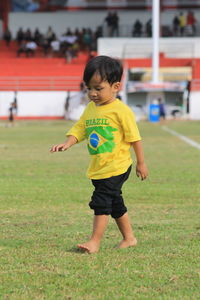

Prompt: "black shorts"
[89,165,132,219]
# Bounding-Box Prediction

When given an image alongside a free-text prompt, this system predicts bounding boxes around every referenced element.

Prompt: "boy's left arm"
[132,140,148,181]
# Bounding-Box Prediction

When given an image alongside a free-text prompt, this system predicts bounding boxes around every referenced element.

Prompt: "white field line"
[162,126,200,150]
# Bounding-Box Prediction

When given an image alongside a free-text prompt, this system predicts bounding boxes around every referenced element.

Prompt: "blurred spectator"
[46,26,55,44]
[74,28,84,50]
[3,28,12,46]
[51,38,60,57]
[34,28,42,44]
[186,11,197,36]
[132,19,143,37]
[104,12,113,37]
[26,40,37,57]
[82,28,93,51]
[72,41,80,57]
[16,27,24,45]
[65,28,72,36]
[111,12,119,37]
[64,91,70,119]
[13,91,18,114]
[95,26,103,39]
[65,46,75,63]
[17,40,37,57]
[78,27,85,50]
[93,26,103,51]
[17,40,27,57]
[65,43,79,63]
[65,32,77,45]
[145,19,152,37]
[172,15,180,36]
[179,12,186,36]
[8,102,15,126]
[24,28,32,41]
[59,30,78,58]
[158,98,166,122]
[41,38,50,57]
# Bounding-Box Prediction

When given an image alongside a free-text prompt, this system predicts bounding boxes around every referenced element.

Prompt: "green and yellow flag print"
[86,125,117,155]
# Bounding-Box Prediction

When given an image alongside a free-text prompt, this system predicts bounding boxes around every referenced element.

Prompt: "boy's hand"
[50,136,78,153]
[50,143,68,152]
[136,162,148,181]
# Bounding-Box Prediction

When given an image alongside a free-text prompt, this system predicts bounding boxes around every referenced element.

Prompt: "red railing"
[0,76,82,91]
[1,76,199,92]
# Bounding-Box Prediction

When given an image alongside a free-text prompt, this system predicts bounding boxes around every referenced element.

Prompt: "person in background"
[186,11,197,36]
[3,28,12,46]
[46,26,55,45]
[24,28,32,41]
[51,38,60,57]
[132,19,143,37]
[172,15,180,36]
[64,91,70,120]
[13,91,18,115]
[145,18,152,37]
[8,102,15,127]
[158,98,166,122]
[34,28,42,44]
[17,40,27,57]
[111,11,119,37]
[179,12,186,36]
[41,38,50,57]
[26,40,37,57]
[16,27,24,45]
[104,12,113,37]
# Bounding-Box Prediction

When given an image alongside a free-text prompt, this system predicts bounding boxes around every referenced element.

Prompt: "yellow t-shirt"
[66,99,141,179]
[179,15,186,27]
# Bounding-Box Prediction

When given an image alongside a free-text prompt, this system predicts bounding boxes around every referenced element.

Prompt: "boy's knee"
[89,199,112,215]
[89,188,113,215]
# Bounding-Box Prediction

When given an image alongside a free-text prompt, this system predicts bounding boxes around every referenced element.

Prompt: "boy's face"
[85,73,120,106]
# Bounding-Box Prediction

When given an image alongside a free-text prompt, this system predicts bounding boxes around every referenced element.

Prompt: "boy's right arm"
[50,135,78,152]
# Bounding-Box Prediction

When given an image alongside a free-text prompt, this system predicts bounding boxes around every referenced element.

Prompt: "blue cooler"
[149,104,160,122]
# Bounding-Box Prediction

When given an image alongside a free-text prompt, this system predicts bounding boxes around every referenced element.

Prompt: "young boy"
[50,56,148,253]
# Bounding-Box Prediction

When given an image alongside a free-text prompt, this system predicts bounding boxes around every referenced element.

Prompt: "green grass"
[0,120,200,300]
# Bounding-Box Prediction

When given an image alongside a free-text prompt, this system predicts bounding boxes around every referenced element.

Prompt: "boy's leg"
[77,214,109,254]
[115,212,137,248]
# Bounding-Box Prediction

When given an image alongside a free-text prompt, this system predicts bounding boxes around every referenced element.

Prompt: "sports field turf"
[0,120,200,300]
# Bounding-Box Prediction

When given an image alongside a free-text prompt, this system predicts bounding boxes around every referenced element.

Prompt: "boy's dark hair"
[83,55,123,86]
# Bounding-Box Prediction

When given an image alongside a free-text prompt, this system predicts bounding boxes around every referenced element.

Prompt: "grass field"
[0,120,200,300]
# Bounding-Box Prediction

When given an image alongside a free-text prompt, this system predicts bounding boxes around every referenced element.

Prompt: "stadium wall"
[0,90,200,120]
[8,10,200,37]
[190,92,200,120]
[8,11,149,36]
[98,37,200,58]
[0,91,81,120]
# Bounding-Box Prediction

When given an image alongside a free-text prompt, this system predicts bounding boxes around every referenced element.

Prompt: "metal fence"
[0,76,82,91]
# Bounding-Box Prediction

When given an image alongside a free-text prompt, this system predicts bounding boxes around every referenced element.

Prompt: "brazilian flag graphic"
[86,126,117,155]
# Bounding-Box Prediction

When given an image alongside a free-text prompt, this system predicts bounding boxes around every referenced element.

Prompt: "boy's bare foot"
[77,240,100,254]
[117,238,137,249]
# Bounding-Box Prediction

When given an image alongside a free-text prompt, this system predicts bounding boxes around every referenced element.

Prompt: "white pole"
[152,0,160,83]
